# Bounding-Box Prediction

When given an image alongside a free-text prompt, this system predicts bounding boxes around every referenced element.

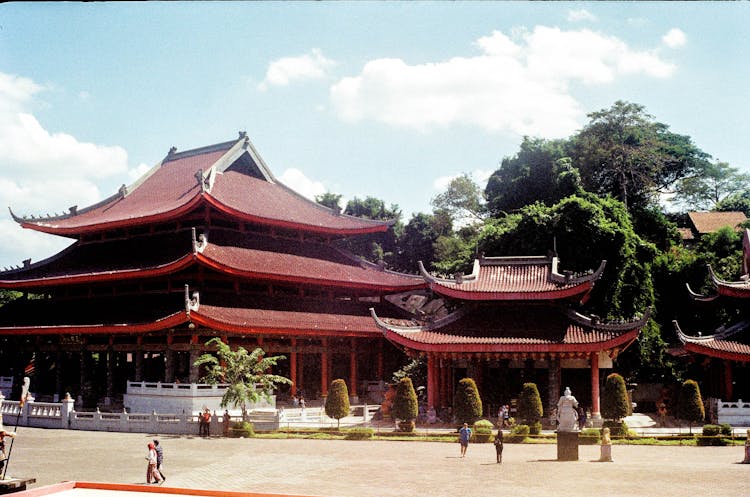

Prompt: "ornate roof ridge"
[707,263,750,288]
[0,238,77,275]
[563,307,651,331]
[685,282,719,302]
[673,318,750,343]
[331,245,424,281]
[370,306,466,333]
[162,139,237,164]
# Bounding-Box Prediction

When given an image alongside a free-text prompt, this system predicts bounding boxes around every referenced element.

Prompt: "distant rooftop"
[687,211,747,235]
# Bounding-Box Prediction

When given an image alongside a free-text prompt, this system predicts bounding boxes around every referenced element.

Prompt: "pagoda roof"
[10,135,391,237]
[673,319,750,362]
[0,289,400,338]
[0,228,424,292]
[371,304,646,354]
[418,256,605,302]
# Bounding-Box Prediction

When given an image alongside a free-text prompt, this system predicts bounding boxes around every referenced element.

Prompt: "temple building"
[372,256,649,421]
[0,134,425,404]
[0,134,649,417]
[672,229,750,401]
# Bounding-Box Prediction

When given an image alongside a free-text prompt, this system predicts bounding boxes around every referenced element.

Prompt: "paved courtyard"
[4,427,748,497]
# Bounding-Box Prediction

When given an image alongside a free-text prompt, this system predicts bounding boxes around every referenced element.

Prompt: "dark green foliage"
[391,377,419,426]
[698,425,729,446]
[602,420,629,438]
[344,427,374,440]
[517,383,543,426]
[716,189,750,216]
[472,419,494,443]
[325,379,351,428]
[602,373,630,422]
[391,357,426,391]
[677,379,704,433]
[315,192,343,211]
[453,378,483,424]
[506,424,530,443]
[393,212,448,273]
[720,423,733,436]
[229,421,255,438]
[579,428,601,445]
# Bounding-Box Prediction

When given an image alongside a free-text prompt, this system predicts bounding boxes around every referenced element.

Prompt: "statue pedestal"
[600,444,612,462]
[0,477,36,495]
[557,431,579,461]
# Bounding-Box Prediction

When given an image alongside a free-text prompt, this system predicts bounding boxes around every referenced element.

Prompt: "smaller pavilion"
[372,255,649,422]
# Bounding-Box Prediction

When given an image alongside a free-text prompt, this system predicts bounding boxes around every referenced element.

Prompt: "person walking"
[494,428,504,464]
[458,423,472,458]
[153,439,165,482]
[145,442,163,485]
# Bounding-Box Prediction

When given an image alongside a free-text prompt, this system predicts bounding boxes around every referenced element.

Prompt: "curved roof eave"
[202,194,390,236]
[188,311,379,338]
[425,282,595,301]
[0,311,187,336]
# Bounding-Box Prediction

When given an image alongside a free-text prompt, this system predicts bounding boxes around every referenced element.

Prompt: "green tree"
[485,137,571,214]
[716,189,750,217]
[677,379,705,434]
[325,379,351,429]
[315,192,343,211]
[601,373,630,422]
[672,161,750,210]
[453,377,483,425]
[392,377,419,431]
[193,337,291,419]
[340,196,401,266]
[517,382,543,433]
[393,212,444,273]
[571,100,709,210]
[431,173,487,223]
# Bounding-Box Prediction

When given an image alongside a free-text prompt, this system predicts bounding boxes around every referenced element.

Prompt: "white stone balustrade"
[717,399,750,426]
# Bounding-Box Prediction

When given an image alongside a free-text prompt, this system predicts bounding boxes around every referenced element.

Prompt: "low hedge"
[229,421,255,438]
[579,428,601,445]
[472,419,494,443]
[344,427,374,440]
[603,420,629,438]
[506,424,530,443]
[697,424,731,446]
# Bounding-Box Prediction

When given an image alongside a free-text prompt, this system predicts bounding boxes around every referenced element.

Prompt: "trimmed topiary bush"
[344,427,374,440]
[325,379,351,429]
[392,377,418,431]
[472,419,494,443]
[579,428,601,445]
[229,421,255,438]
[720,423,733,437]
[517,383,543,429]
[602,420,628,438]
[454,378,483,425]
[677,379,704,435]
[602,373,629,422]
[698,424,728,446]
[506,424,530,443]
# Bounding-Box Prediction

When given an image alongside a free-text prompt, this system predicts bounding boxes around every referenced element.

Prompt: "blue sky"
[0,2,748,267]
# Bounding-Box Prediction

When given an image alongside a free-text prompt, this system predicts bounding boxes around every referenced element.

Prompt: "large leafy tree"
[338,196,402,266]
[571,100,709,210]
[431,173,487,223]
[485,137,571,214]
[453,377,483,425]
[393,212,447,273]
[315,192,344,211]
[193,337,291,419]
[672,161,750,210]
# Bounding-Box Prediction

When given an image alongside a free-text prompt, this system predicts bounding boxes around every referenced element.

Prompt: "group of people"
[198,408,212,437]
[497,404,510,428]
[458,422,504,464]
[145,439,165,485]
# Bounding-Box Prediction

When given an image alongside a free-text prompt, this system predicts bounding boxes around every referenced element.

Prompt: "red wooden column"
[724,361,734,401]
[290,338,297,397]
[349,338,358,398]
[427,354,436,408]
[590,352,601,420]
[377,340,384,380]
[440,360,450,408]
[321,338,329,397]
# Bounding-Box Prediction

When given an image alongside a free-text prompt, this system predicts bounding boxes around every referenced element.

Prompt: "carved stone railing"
[717,399,750,426]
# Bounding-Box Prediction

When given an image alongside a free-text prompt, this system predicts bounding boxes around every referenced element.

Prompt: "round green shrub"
[392,377,418,430]
[454,378,483,424]
[517,383,543,426]
[472,419,494,443]
[720,423,733,437]
[579,428,601,445]
[325,379,351,428]
[698,424,728,446]
[602,420,629,438]
[602,373,629,422]
[229,421,255,438]
[344,427,374,440]
[506,424,529,443]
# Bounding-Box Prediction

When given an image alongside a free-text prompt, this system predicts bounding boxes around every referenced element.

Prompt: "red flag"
[23,354,35,376]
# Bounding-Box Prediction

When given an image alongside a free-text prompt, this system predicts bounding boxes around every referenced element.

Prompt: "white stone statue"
[556,387,579,432]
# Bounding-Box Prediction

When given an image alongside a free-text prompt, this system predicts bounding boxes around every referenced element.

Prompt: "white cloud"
[433,169,494,192]
[278,168,326,201]
[567,9,597,22]
[0,71,133,266]
[128,162,152,181]
[258,49,336,91]
[330,26,677,138]
[662,28,687,48]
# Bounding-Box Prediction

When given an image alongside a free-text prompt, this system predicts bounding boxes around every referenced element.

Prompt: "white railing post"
[60,393,75,429]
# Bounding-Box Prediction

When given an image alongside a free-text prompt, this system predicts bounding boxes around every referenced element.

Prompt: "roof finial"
[238,131,247,139]
[168,146,177,155]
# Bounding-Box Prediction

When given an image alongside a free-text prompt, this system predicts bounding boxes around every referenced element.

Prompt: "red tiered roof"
[0,229,424,292]
[371,305,645,354]
[418,256,605,301]
[674,320,750,362]
[12,136,390,237]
